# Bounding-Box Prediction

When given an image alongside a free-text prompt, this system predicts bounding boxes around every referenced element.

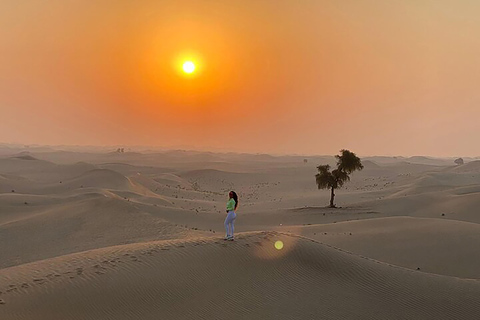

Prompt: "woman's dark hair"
[230,191,238,209]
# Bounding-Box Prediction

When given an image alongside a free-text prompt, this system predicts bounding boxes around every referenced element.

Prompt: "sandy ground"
[1,146,479,319]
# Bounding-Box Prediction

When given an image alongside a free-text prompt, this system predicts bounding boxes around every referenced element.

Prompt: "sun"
[182,61,196,74]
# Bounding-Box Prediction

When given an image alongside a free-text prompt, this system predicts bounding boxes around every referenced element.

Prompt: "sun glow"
[182,61,196,74]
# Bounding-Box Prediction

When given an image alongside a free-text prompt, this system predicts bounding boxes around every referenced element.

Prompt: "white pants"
[224,210,236,237]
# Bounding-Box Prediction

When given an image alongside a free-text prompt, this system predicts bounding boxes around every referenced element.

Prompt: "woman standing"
[224,191,238,240]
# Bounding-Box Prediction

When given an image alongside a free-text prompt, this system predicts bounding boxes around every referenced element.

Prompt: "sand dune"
[363,186,480,223]
[1,232,479,320]
[0,157,96,182]
[1,148,480,318]
[292,216,480,279]
[66,169,132,190]
[449,160,480,173]
[0,195,205,269]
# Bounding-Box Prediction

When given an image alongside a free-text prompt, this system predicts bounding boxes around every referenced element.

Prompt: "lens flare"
[274,240,284,250]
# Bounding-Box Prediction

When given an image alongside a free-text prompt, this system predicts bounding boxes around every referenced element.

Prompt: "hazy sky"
[1,1,479,156]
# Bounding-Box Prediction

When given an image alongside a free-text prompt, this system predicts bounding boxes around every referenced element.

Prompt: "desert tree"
[315,149,363,208]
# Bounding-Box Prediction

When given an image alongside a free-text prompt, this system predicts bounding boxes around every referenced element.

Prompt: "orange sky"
[1,1,479,156]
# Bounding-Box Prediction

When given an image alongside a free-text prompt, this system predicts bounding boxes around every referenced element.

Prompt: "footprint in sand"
[33,278,46,284]
[93,264,107,271]
[45,273,60,280]
[0,299,5,305]
[130,256,142,262]
[6,285,18,292]
[21,283,29,289]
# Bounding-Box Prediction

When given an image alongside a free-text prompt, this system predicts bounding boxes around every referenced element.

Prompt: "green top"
[226,198,236,211]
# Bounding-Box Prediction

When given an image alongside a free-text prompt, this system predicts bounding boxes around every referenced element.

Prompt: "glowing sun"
[182,61,196,74]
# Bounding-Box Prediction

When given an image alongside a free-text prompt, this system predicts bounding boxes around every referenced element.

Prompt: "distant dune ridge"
[1,147,480,319]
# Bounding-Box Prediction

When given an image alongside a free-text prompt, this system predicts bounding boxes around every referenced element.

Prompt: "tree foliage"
[315,150,363,207]
[336,149,364,173]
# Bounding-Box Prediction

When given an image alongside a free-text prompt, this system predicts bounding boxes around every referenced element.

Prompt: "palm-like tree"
[315,150,363,208]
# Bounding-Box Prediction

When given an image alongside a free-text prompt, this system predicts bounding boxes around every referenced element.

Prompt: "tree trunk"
[329,187,336,208]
